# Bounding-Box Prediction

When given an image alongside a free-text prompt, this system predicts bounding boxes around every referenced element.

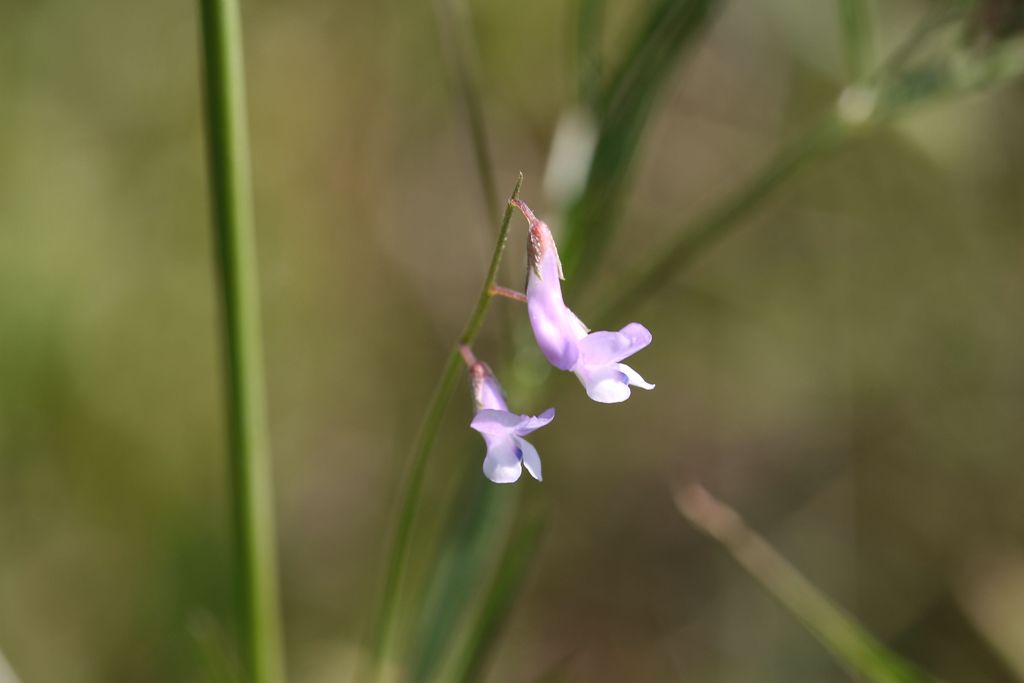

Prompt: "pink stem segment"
[459,344,478,368]
[488,285,527,303]
[509,198,538,225]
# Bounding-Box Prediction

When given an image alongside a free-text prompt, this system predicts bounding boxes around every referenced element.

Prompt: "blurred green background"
[3,0,1024,681]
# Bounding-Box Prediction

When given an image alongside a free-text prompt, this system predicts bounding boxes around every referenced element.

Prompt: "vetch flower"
[513,199,655,403]
[465,349,554,483]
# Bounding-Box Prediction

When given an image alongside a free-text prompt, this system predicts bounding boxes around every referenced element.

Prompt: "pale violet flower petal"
[517,437,543,481]
[527,284,580,371]
[513,407,555,436]
[471,409,528,435]
[526,231,580,371]
[483,439,523,483]
[619,363,655,391]
[566,308,590,338]
[516,200,655,402]
[474,372,508,411]
[468,361,554,483]
[575,365,632,404]
[577,323,652,366]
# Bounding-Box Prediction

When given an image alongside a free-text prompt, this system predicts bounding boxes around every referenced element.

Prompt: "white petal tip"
[485,471,522,484]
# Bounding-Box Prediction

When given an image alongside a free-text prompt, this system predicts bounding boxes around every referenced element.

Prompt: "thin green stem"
[197,1,285,682]
[432,0,517,357]
[596,27,1024,324]
[838,0,876,81]
[575,0,607,106]
[446,511,546,683]
[370,174,523,680]
[596,115,849,326]
[433,0,499,221]
[675,484,943,682]
[874,4,968,82]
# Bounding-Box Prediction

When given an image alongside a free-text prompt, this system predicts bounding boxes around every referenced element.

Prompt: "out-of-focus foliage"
[2,1,1024,682]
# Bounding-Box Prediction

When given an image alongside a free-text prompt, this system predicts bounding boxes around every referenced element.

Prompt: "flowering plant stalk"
[376,4,1024,682]
[197,1,285,681]
[369,174,523,680]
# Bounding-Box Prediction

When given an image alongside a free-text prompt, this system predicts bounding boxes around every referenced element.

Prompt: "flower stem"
[197,1,285,682]
[488,285,528,303]
[370,173,524,679]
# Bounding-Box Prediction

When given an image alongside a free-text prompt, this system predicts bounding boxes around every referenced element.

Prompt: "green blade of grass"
[561,0,719,285]
[409,475,519,683]
[597,28,1024,324]
[432,0,499,222]
[442,508,547,683]
[197,1,286,681]
[575,0,608,106]
[594,113,850,326]
[675,484,944,683]
[839,0,877,81]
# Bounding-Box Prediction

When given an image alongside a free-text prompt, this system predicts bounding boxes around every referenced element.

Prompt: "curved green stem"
[596,116,849,326]
[433,0,499,221]
[197,0,285,681]
[676,484,943,683]
[370,174,523,680]
[598,30,1024,325]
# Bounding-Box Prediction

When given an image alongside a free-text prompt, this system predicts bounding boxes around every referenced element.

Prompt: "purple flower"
[469,360,554,483]
[514,199,655,403]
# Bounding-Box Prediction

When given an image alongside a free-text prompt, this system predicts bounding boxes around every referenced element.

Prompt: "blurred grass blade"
[599,27,1024,323]
[197,1,286,681]
[432,0,517,346]
[443,509,547,683]
[409,479,518,682]
[432,0,499,221]
[595,115,848,325]
[838,0,877,81]
[528,653,576,683]
[674,484,944,683]
[190,612,243,683]
[873,4,968,80]
[953,547,1024,680]
[575,0,608,106]
[561,0,719,284]
[369,175,523,681]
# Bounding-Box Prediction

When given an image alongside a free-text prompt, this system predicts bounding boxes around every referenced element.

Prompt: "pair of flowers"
[467,200,654,483]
